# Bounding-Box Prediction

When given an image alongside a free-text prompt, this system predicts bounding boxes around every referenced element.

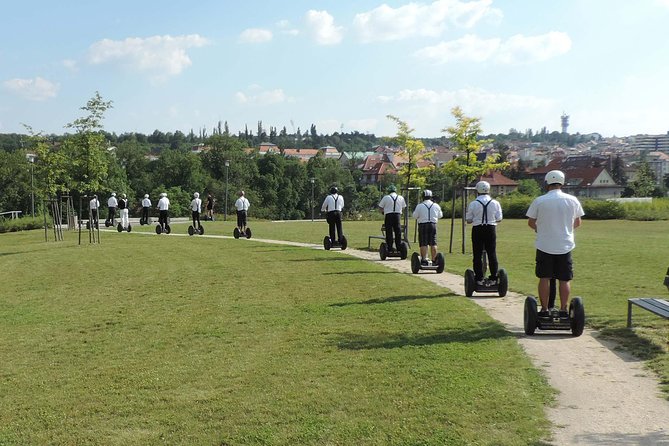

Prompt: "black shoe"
[421,259,429,266]
[559,310,569,318]
[538,310,550,317]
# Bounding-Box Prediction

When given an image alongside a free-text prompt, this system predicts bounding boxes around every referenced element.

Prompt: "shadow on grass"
[322,271,397,276]
[595,326,666,361]
[289,257,361,262]
[330,293,453,307]
[573,430,669,445]
[336,321,512,350]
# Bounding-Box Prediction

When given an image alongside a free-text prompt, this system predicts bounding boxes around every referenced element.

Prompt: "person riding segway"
[140,194,151,225]
[233,190,252,239]
[321,185,347,250]
[88,195,100,229]
[464,181,507,297]
[116,193,131,232]
[155,192,171,235]
[523,170,586,337]
[188,192,204,236]
[105,192,117,227]
[410,189,445,273]
[377,184,408,260]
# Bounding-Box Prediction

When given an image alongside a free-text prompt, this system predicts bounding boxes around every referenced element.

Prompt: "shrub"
[0,216,47,233]
[581,199,625,220]
[621,198,669,221]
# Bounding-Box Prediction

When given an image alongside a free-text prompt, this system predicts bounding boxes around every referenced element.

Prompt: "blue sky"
[2,0,669,138]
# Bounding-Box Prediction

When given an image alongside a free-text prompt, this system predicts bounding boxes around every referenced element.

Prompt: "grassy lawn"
[0,229,551,446]
[157,217,669,396]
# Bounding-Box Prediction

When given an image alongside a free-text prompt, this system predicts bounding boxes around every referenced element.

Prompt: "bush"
[0,216,46,233]
[581,199,625,220]
[620,198,669,221]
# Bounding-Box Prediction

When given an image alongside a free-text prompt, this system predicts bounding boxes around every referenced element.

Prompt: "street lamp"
[25,152,36,218]
[310,177,315,221]
[224,160,230,221]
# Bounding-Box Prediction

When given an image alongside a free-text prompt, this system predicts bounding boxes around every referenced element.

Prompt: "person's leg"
[558,281,571,310]
[384,213,393,248]
[472,226,484,281]
[535,250,555,311]
[327,213,335,241]
[192,211,197,228]
[242,211,247,231]
[429,224,438,261]
[335,212,343,243]
[195,211,200,228]
[418,224,428,263]
[485,226,498,279]
[391,213,402,250]
[538,277,551,311]
[123,209,129,227]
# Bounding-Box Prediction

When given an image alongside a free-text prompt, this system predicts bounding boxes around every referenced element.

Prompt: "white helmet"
[423,189,433,198]
[160,192,167,198]
[111,192,116,197]
[476,181,491,194]
[194,192,200,198]
[122,193,126,198]
[144,194,149,199]
[545,170,565,185]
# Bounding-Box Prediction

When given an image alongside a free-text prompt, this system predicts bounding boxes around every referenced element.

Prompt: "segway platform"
[233,227,252,239]
[324,235,347,250]
[116,222,132,233]
[464,268,508,297]
[188,224,205,236]
[410,252,445,274]
[523,295,585,337]
[104,219,113,227]
[139,217,151,225]
[379,241,408,260]
[155,223,171,235]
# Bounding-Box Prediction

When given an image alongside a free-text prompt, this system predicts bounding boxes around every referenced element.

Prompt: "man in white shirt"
[526,170,585,315]
[118,193,129,229]
[234,190,250,233]
[141,194,151,224]
[157,192,170,229]
[378,185,407,252]
[89,195,100,227]
[321,186,345,244]
[466,181,503,286]
[412,189,443,265]
[107,192,118,225]
[191,192,202,229]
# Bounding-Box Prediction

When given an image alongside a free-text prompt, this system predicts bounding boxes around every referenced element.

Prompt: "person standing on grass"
[234,191,250,233]
[157,192,170,229]
[141,194,151,224]
[321,185,345,244]
[378,184,406,251]
[206,193,215,221]
[89,195,100,227]
[412,189,443,265]
[118,193,129,229]
[466,181,503,286]
[526,170,584,316]
[191,192,202,229]
[107,192,117,224]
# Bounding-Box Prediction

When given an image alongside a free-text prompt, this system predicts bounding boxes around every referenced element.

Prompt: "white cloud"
[3,77,59,101]
[656,0,669,8]
[235,86,293,106]
[62,59,78,72]
[305,10,344,45]
[277,20,300,36]
[88,34,209,79]
[415,31,571,64]
[239,28,273,43]
[496,31,571,64]
[353,0,502,43]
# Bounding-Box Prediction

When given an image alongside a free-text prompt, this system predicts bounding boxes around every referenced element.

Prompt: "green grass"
[191,217,669,396]
[0,229,552,446]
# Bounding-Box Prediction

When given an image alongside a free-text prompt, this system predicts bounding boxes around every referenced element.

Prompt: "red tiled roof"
[479,171,518,186]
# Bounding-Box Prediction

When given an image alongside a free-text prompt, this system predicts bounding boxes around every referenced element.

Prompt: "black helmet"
[330,186,338,194]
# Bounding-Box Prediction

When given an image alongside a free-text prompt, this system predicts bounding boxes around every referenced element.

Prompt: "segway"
[523,278,585,337]
[139,215,151,225]
[155,221,171,235]
[116,222,132,233]
[85,220,99,230]
[464,250,508,297]
[104,219,113,227]
[324,235,347,250]
[188,222,205,236]
[379,241,408,260]
[410,252,445,274]
[233,227,252,239]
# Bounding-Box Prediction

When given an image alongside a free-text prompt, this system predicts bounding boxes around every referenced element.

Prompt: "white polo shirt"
[191,198,202,212]
[321,194,344,212]
[235,197,250,211]
[107,196,117,207]
[157,197,170,211]
[142,198,151,207]
[378,193,407,215]
[526,189,585,255]
[466,195,503,226]
[412,200,443,224]
[89,199,99,210]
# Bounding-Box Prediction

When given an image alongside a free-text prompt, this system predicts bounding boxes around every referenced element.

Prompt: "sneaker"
[421,259,429,266]
[559,310,569,318]
[538,309,550,317]
[476,279,485,286]
[487,276,497,285]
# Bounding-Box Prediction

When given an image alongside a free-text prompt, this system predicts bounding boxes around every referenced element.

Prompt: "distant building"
[633,133,669,153]
[258,142,280,155]
[476,171,518,196]
[647,151,669,185]
[561,113,569,134]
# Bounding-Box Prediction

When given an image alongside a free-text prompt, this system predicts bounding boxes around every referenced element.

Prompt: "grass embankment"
[0,230,551,445]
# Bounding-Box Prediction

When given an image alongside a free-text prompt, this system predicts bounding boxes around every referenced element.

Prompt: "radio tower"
[561,112,569,134]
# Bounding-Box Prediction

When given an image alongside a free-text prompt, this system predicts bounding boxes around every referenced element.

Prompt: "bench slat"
[627,298,669,328]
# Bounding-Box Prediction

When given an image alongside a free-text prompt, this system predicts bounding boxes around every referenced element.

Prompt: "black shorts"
[417,222,437,247]
[535,250,573,281]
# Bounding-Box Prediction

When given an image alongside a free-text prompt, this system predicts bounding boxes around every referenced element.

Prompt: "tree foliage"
[386,115,429,189]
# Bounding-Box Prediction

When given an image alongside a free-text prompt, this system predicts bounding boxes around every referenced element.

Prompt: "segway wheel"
[164,224,171,235]
[105,219,111,227]
[524,296,538,335]
[498,268,508,298]
[117,223,123,232]
[399,241,408,260]
[569,297,585,337]
[323,236,332,250]
[155,224,162,235]
[234,227,240,239]
[340,235,347,250]
[410,252,420,274]
[188,225,195,236]
[198,225,205,235]
[379,242,388,260]
[86,221,90,230]
[464,269,475,297]
[245,227,252,239]
[127,224,132,233]
[435,253,445,274]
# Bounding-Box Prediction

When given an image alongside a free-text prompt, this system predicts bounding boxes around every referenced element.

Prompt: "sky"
[2,0,669,139]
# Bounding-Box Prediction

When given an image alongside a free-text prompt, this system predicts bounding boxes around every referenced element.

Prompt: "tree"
[385,115,429,190]
[629,161,656,197]
[611,155,627,186]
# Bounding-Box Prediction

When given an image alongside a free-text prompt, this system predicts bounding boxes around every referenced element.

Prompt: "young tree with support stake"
[441,107,508,253]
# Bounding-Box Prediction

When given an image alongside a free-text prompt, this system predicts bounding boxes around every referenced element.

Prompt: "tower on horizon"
[561,112,569,134]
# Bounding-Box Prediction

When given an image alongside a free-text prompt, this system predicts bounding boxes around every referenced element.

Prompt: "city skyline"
[2,0,669,139]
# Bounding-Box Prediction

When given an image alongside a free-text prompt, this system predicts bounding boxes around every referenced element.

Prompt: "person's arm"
[495,201,503,223]
[573,217,581,229]
[528,218,537,231]
[321,197,328,212]
[465,202,474,224]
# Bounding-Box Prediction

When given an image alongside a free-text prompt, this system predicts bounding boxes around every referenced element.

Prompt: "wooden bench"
[367,224,407,250]
[0,211,22,219]
[627,298,669,328]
